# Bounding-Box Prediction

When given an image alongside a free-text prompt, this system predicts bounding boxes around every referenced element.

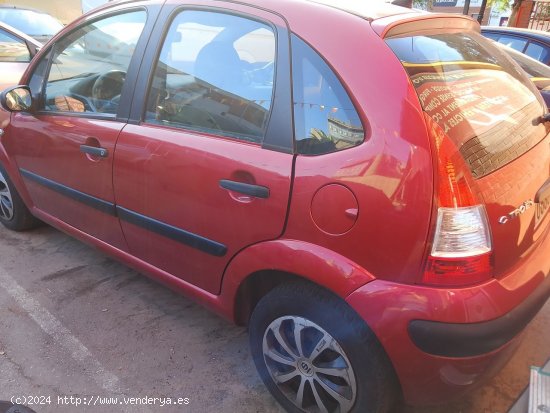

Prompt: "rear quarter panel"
[279,4,434,283]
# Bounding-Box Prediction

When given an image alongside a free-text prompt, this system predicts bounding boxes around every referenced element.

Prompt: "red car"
[0,1,549,412]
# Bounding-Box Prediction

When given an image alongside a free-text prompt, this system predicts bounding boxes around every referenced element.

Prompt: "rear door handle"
[80,145,108,158]
[219,180,270,199]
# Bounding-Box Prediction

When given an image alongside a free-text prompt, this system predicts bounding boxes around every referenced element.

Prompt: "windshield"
[0,9,63,39]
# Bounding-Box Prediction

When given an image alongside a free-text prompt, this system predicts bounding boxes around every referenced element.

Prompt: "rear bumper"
[346,224,550,405]
[408,274,550,358]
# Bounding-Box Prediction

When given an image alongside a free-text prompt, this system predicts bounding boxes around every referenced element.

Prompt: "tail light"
[422,114,493,287]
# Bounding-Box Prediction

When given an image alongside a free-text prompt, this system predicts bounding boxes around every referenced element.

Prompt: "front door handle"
[219,180,270,199]
[80,145,108,158]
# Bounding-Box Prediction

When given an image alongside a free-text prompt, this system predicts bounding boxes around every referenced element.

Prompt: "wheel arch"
[220,239,376,326]
[233,269,301,326]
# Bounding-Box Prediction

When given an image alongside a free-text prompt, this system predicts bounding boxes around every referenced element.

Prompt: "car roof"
[105,0,418,21]
[0,21,42,48]
[95,0,476,38]
[305,0,417,21]
[481,26,550,43]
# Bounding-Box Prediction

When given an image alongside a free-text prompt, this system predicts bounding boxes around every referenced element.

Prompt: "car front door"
[5,6,155,249]
[113,2,294,293]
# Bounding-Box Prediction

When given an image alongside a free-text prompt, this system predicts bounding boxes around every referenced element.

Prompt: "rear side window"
[291,35,364,155]
[504,46,550,79]
[387,32,547,179]
[482,32,499,41]
[495,35,527,52]
[525,42,548,62]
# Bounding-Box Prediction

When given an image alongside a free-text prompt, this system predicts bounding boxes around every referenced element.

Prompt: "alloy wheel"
[262,316,357,413]
[0,170,14,221]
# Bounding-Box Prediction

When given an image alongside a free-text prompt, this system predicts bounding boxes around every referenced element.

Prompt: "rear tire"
[0,164,39,231]
[249,281,400,413]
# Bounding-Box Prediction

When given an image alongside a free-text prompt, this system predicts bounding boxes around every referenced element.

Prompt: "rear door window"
[387,32,546,179]
[144,10,276,143]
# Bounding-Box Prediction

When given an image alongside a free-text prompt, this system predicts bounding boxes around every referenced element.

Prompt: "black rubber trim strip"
[19,168,116,216]
[117,206,227,257]
[261,21,294,153]
[219,180,270,199]
[80,145,108,158]
[409,274,550,357]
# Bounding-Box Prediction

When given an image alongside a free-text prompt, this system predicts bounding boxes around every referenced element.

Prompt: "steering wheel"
[91,70,126,113]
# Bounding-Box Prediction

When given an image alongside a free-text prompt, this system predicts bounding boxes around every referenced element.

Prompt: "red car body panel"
[0,0,548,408]
[347,220,550,404]
[262,1,435,283]
[481,138,550,277]
[0,62,29,91]
[220,239,378,301]
[6,114,128,249]
[113,123,293,294]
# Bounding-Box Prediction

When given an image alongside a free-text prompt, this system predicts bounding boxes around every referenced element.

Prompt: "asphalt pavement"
[0,224,548,413]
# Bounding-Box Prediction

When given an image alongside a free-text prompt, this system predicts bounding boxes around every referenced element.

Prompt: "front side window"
[145,10,276,143]
[0,29,30,62]
[292,35,364,155]
[43,10,147,115]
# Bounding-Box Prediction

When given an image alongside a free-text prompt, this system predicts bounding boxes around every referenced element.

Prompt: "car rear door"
[113,1,293,294]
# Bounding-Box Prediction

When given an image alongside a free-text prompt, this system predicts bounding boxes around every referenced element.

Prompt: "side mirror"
[1,86,33,112]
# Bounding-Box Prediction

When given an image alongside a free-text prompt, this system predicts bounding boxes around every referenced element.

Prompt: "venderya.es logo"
[0,401,37,413]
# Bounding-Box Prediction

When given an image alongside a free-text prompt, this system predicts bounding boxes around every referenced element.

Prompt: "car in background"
[0,2,549,412]
[497,41,550,107]
[0,22,41,90]
[0,6,63,44]
[482,26,550,65]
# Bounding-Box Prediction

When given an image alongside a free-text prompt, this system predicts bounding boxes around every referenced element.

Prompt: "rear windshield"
[387,32,547,179]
